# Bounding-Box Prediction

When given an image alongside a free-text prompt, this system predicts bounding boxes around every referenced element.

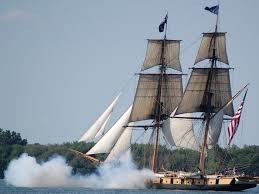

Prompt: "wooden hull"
[254,176,259,184]
[146,175,257,191]
[151,183,256,191]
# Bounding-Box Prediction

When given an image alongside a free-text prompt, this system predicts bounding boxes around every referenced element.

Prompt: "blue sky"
[0,0,258,145]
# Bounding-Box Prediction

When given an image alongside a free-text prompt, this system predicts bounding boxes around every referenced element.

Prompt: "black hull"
[152,183,257,191]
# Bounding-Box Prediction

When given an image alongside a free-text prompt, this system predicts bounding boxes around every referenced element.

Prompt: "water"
[2,154,259,193]
[0,180,258,194]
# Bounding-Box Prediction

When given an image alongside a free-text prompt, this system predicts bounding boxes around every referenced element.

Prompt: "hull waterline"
[146,174,257,191]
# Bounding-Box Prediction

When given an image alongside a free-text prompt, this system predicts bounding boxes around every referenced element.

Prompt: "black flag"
[159,14,168,32]
[204,5,219,15]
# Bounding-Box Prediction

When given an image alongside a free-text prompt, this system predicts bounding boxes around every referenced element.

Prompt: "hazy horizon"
[0,0,258,146]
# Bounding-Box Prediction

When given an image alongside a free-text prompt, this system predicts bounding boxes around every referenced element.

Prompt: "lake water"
[0,180,258,194]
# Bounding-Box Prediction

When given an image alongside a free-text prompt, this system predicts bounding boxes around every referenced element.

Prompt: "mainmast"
[175,4,234,175]
[198,11,219,174]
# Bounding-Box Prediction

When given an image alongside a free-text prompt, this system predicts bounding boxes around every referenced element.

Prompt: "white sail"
[105,122,133,162]
[162,109,199,151]
[207,109,224,149]
[129,74,183,122]
[176,68,234,117]
[195,32,229,65]
[94,114,111,139]
[142,39,182,71]
[79,94,120,142]
[86,105,132,155]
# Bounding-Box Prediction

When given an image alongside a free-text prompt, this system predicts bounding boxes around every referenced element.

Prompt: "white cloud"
[0,9,26,21]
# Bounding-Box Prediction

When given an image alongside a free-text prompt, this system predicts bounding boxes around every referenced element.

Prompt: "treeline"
[131,143,259,176]
[0,129,259,179]
[0,129,27,146]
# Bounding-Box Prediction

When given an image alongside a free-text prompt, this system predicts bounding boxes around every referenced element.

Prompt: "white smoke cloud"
[4,151,154,188]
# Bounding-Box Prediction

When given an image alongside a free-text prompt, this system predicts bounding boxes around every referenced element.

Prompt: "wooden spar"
[150,56,162,172]
[198,20,219,174]
[172,116,204,120]
[68,149,103,164]
[210,84,249,120]
[151,14,168,173]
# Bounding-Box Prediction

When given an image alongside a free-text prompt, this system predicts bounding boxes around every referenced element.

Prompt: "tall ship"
[74,5,257,191]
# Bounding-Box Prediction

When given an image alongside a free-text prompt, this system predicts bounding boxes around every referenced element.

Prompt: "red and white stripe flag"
[228,90,248,145]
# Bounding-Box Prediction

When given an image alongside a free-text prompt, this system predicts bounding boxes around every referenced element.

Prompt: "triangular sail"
[195,32,229,65]
[79,95,120,142]
[94,114,111,139]
[142,39,182,71]
[176,68,234,116]
[105,122,133,162]
[162,109,199,150]
[86,105,132,155]
[207,109,224,149]
[129,74,183,122]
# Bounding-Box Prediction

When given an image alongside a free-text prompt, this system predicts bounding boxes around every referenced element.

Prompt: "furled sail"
[141,39,182,72]
[79,94,120,142]
[86,105,132,155]
[195,32,229,65]
[162,109,199,150]
[129,74,183,122]
[105,122,133,162]
[207,109,224,149]
[176,68,234,116]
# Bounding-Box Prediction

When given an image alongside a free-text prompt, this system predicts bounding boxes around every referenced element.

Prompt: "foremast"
[151,19,167,172]
[128,14,184,173]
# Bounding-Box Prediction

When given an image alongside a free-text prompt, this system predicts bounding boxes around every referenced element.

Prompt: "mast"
[174,5,235,175]
[151,15,167,172]
[198,14,219,174]
[129,14,183,172]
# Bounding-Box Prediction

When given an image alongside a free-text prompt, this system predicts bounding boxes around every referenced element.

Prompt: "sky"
[0,0,258,146]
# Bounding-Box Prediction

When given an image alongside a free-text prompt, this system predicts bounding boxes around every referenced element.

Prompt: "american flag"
[228,90,248,145]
